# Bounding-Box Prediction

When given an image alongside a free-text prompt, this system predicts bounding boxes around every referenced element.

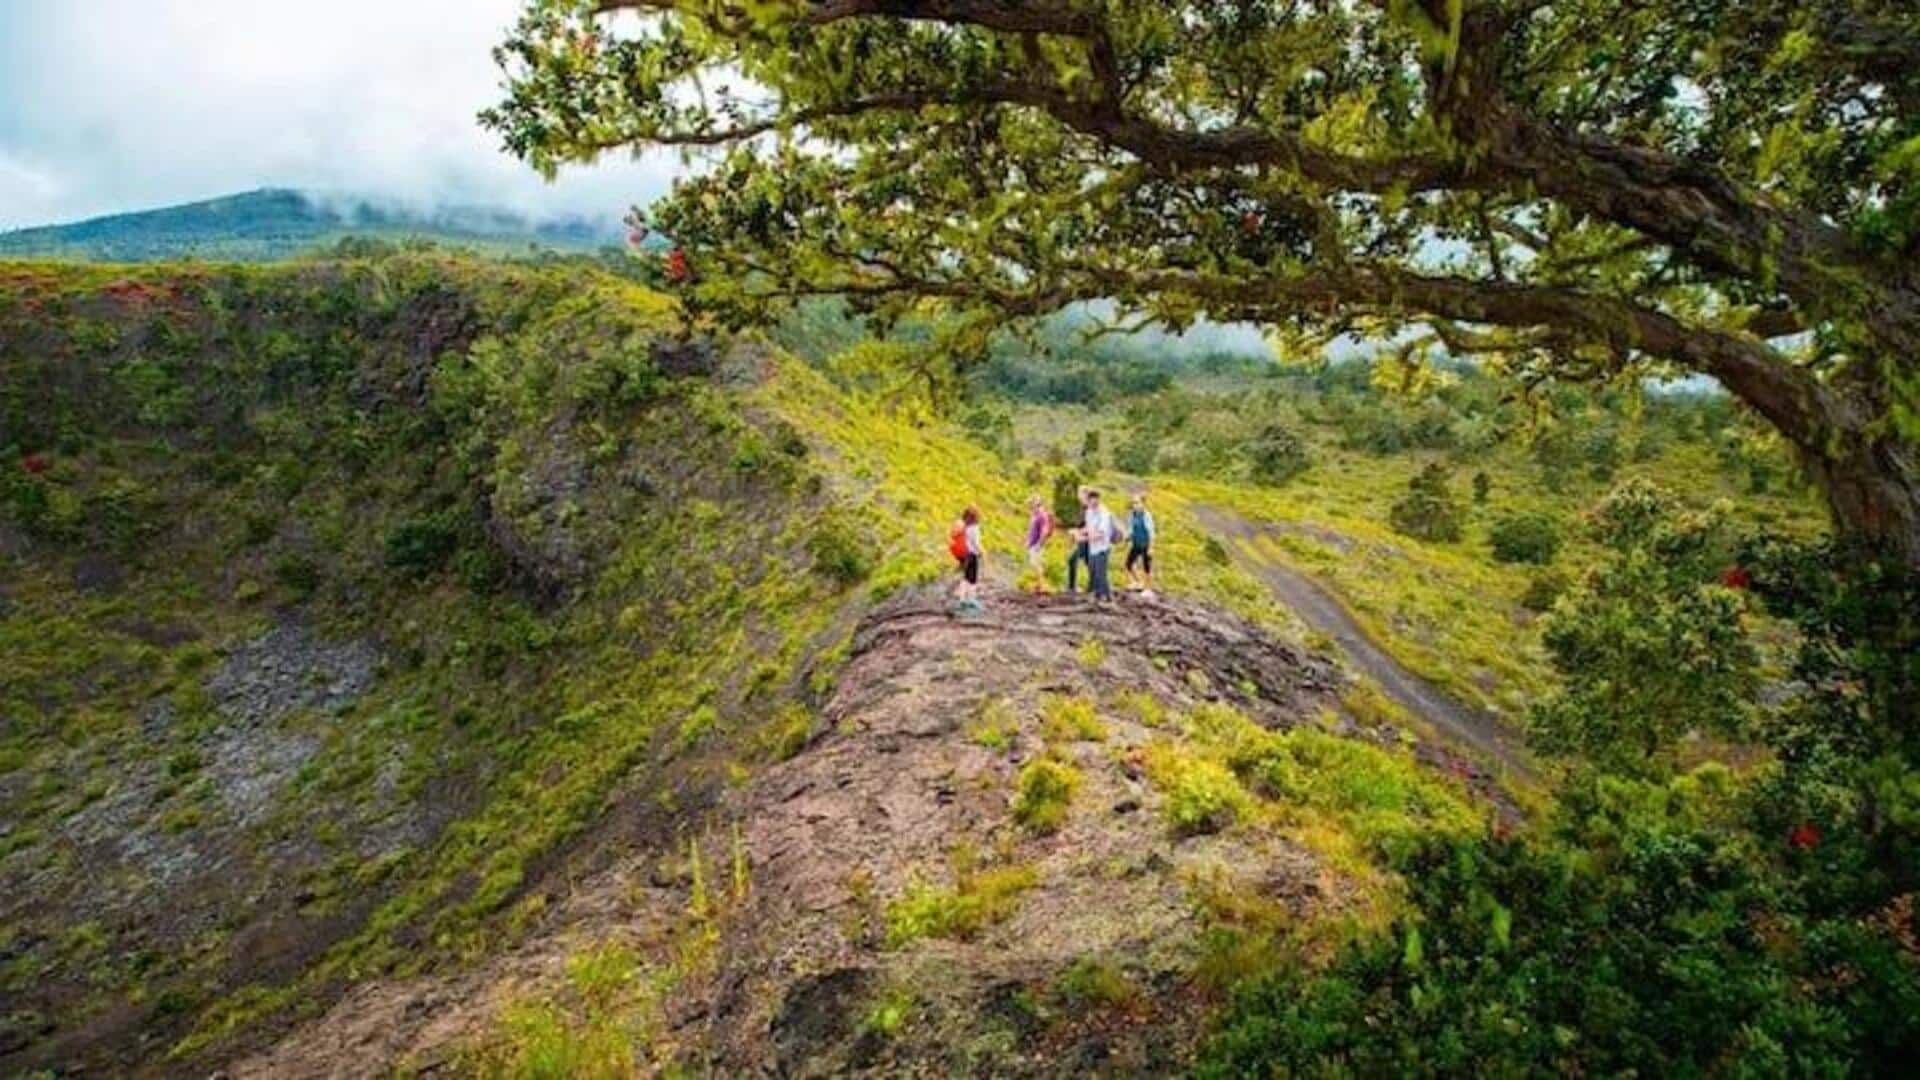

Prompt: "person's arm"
[1145,510,1156,544]
[967,523,983,556]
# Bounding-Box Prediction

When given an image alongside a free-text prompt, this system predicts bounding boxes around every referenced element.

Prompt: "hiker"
[1025,494,1054,592]
[1126,491,1156,596]
[1065,486,1092,593]
[948,506,984,609]
[1083,488,1117,602]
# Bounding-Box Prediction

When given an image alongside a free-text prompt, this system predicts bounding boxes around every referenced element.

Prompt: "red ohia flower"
[665,247,690,283]
[1720,565,1751,590]
[1788,823,1820,850]
[1241,210,1262,234]
[19,453,48,475]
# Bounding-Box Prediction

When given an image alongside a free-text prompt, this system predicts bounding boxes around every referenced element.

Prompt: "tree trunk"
[1809,435,1920,570]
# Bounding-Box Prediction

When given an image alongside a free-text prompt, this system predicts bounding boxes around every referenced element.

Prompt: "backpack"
[1109,515,1126,545]
[949,522,971,560]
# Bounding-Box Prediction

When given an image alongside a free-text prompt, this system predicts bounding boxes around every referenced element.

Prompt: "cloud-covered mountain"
[0,188,623,261]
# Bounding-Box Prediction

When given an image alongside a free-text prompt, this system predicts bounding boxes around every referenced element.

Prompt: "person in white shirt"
[1082,489,1116,602]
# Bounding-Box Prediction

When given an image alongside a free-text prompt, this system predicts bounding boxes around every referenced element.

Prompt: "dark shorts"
[1127,545,1152,572]
[961,553,981,584]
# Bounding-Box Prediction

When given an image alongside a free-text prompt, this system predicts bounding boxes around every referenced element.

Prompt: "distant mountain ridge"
[0,188,624,262]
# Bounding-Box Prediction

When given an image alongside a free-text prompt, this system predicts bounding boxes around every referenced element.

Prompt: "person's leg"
[1142,547,1153,592]
[1091,550,1110,600]
[1067,543,1085,593]
[1125,546,1142,589]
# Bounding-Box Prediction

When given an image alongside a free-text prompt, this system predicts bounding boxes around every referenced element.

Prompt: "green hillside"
[0,253,1460,1072]
[3,250,1915,1076]
[0,189,621,263]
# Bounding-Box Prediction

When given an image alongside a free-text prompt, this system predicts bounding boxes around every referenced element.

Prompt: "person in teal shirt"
[1125,491,1156,596]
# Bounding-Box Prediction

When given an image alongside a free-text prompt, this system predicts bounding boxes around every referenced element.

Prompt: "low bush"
[383,510,463,579]
[1012,758,1081,834]
[807,517,871,585]
[1488,511,1562,564]
[1145,745,1249,835]
[1247,423,1311,486]
[1387,464,1463,542]
[1519,569,1569,612]
[885,864,1039,946]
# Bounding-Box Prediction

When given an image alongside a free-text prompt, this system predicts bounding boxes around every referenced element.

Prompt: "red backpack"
[948,521,971,560]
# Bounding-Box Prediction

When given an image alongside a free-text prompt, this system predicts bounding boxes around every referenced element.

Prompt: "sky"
[0,0,680,230]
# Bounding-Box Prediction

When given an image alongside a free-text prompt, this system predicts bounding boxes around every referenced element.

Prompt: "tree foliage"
[1389,462,1464,541]
[1530,479,1756,768]
[487,0,1920,564]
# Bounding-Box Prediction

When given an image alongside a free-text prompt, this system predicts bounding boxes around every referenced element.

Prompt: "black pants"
[1127,545,1152,574]
[1066,542,1090,592]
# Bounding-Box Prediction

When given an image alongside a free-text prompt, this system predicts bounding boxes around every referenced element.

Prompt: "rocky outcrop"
[700,587,1343,1074]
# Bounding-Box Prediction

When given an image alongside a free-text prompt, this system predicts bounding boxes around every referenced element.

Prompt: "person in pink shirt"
[1024,494,1054,592]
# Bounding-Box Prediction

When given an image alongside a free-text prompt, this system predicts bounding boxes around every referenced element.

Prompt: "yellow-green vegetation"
[459,942,651,1078]
[1051,957,1139,1010]
[862,985,917,1038]
[1039,694,1107,743]
[884,852,1040,947]
[1011,757,1081,834]
[1074,637,1107,669]
[1110,688,1168,728]
[1143,744,1252,835]
[1180,704,1480,880]
[967,698,1018,753]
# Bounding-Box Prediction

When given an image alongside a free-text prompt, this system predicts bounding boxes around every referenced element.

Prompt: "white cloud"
[0,0,679,229]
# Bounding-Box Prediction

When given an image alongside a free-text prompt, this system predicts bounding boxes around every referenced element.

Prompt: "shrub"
[1247,423,1311,486]
[271,553,323,599]
[968,698,1018,752]
[1519,569,1569,613]
[1075,638,1107,669]
[1050,468,1084,528]
[1529,481,1755,769]
[1203,536,1231,566]
[1012,758,1081,834]
[1488,511,1562,565]
[1198,770,1920,1078]
[885,864,1038,946]
[383,510,462,579]
[1111,425,1159,474]
[808,517,871,584]
[1388,464,1463,542]
[1040,695,1106,742]
[1053,958,1138,1010]
[1145,746,1249,834]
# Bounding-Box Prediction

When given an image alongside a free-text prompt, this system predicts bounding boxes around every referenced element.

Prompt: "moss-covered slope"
[0,255,870,1070]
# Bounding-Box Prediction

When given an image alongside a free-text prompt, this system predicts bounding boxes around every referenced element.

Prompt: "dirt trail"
[1190,503,1534,779]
